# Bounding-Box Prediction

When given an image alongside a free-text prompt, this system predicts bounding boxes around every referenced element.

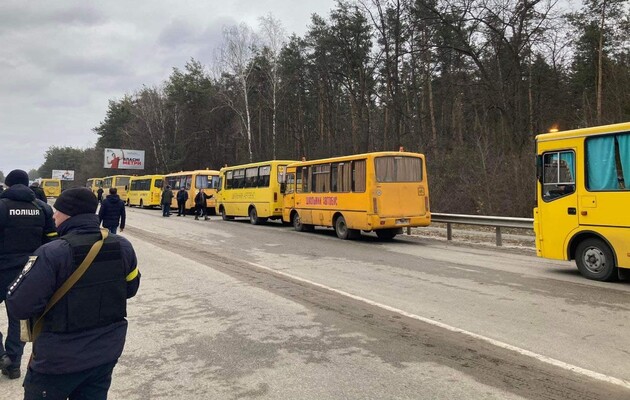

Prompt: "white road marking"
[238,258,630,390]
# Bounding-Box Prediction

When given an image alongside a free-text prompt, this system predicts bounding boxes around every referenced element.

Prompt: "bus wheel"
[292,212,312,232]
[376,229,397,240]
[575,238,617,281]
[335,216,359,240]
[249,207,261,225]
[220,207,233,221]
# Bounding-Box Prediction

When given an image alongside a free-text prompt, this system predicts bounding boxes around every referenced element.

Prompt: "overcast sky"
[0,0,337,175]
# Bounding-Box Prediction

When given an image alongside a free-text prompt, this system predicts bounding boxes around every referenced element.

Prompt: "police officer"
[29,181,47,202]
[0,169,57,379]
[6,187,140,399]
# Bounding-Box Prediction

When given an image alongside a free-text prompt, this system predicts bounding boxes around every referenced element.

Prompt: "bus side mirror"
[280,183,286,194]
[536,155,543,183]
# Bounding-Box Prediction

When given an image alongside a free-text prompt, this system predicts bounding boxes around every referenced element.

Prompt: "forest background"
[21,0,630,217]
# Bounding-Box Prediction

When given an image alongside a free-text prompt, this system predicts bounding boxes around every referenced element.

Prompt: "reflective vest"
[43,232,127,333]
[0,198,45,257]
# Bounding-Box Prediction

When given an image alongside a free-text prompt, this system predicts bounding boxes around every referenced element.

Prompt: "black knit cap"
[53,187,98,216]
[5,169,29,187]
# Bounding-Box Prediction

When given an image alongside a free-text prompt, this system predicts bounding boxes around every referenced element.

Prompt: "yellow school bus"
[534,122,630,281]
[164,170,220,213]
[40,179,62,198]
[101,175,132,202]
[282,151,431,240]
[128,175,164,208]
[217,160,297,224]
[86,178,103,196]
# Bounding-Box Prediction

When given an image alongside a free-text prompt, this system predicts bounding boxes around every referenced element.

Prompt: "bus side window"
[542,151,575,201]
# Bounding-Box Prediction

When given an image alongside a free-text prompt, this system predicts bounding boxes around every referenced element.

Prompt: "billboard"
[52,169,75,181]
[104,148,145,170]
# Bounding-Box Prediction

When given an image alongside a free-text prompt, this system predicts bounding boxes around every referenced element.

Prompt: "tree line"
[38,0,630,217]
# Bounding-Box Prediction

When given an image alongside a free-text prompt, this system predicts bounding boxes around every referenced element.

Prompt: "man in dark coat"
[29,181,47,202]
[96,186,104,203]
[161,185,173,217]
[194,189,211,220]
[0,169,57,379]
[6,187,140,399]
[98,187,126,234]
[176,187,188,217]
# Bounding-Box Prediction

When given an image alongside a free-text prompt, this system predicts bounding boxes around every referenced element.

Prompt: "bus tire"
[376,229,397,240]
[248,207,267,225]
[292,212,313,232]
[220,207,233,221]
[575,238,617,281]
[335,216,359,240]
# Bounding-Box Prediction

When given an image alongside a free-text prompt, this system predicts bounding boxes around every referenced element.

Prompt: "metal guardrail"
[406,212,534,246]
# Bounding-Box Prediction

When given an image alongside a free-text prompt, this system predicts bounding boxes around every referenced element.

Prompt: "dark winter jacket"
[6,213,140,374]
[0,184,57,271]
[29,185,47,202]
[161,188,173,205]
[176,189,188,202]
[194,191,212,206]
[99,194,126,229]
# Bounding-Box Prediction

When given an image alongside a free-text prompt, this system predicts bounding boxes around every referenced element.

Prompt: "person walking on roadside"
[194,189,211,220]
[96,186,104,204]
[99,187,126,234]
[176,187,188,217]
[0,169,57,380]
[29,181,47,202]
[6,187,140,399]
[161,185,173,217]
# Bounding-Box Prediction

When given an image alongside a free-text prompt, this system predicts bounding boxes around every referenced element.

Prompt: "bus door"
[538,150,578,259]
[282,170,296,221]
[295,166,313,224]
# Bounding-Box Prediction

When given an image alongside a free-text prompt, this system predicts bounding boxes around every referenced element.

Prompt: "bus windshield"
[196,175,220,189]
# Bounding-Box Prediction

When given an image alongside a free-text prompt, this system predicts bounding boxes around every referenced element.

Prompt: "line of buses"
[81,121,630,283]
[86,151,432,241]
[86,170,221,212]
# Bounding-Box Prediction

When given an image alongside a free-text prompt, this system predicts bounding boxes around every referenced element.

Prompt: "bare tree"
[259,14,287,160]
[216,23,259,162]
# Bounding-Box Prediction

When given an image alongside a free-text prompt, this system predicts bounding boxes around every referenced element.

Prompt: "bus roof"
[535,121,630,142]
[286,151,425,167]
[102,175,132,179]
[164,169,220,176]
[130,174,164,181]
[219,160,298,172]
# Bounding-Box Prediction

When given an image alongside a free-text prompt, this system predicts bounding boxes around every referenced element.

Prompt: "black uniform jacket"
[0,184,57,271]
[6,213,140,374]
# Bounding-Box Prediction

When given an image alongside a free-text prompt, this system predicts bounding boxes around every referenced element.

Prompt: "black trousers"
[0,267,24,368]
[23,360,117,400]
[177,200,186,215]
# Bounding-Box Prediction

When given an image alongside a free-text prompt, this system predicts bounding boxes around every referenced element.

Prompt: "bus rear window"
[375,156,422,182]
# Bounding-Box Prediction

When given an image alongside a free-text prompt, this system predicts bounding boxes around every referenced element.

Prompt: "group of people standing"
[0,169,140,399]
[160,186,210,220]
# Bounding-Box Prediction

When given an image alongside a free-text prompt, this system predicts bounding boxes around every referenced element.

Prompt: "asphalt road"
[2,207,630,399]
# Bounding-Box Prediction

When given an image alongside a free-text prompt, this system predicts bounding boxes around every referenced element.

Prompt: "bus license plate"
[396,218,409,225]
